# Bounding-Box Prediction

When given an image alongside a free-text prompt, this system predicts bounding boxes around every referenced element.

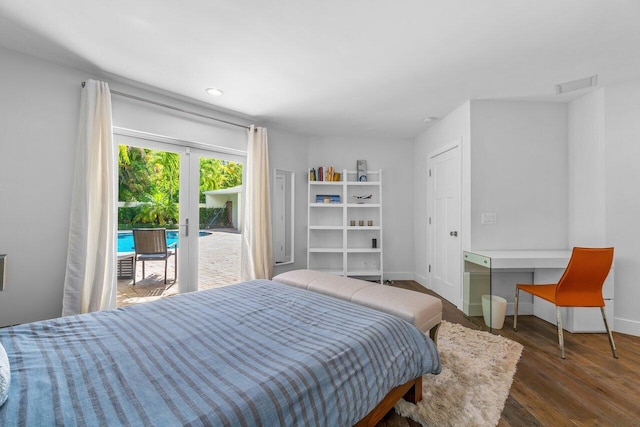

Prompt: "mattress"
[0,279,440,426]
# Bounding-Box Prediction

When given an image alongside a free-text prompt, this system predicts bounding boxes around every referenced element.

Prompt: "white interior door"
[428,143,462,306]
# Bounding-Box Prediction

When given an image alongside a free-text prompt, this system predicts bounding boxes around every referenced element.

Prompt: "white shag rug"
[394,321,523,427]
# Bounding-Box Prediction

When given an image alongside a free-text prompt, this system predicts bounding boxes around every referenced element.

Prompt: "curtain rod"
[81,81,252,130]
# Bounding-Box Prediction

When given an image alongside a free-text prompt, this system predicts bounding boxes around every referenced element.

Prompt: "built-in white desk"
[463,250,614,333]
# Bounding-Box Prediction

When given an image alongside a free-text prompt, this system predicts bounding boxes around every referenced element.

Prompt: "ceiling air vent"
[555,75,598,94]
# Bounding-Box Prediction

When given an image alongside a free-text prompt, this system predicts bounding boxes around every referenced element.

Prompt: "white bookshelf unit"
[307,169,383,282]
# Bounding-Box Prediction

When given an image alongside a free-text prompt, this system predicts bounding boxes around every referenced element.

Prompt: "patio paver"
[117,230,241,307]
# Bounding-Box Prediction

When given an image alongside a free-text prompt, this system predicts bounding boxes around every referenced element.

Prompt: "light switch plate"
[481,213,497,225]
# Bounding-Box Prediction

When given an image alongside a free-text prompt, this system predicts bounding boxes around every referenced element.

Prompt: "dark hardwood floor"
[376,280,640,427]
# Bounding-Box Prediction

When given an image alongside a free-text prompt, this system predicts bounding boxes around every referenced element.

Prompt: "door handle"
[179,218,189,237]
[450,231,458,237]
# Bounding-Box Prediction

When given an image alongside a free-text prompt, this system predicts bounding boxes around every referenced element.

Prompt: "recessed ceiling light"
[205,88,224,97]
[555,75,598,95]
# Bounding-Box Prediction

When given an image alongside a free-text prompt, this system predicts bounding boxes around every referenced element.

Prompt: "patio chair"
[132,228,177,285]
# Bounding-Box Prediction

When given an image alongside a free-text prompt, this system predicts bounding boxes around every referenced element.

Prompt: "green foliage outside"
[199,158,242,202]
[118,145,242,228]
[119,206,230,230]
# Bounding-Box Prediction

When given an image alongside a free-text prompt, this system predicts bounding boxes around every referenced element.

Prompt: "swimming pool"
[117,230,211,253]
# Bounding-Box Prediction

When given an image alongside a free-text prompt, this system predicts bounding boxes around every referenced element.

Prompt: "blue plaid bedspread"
[0,280,440,426]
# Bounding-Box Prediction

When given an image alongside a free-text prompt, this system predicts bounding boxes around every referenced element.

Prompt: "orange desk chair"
[513,247,617,359]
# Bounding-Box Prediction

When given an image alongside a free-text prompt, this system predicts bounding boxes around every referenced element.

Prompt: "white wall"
[413,100,568,316]
[268,127,310,275]
[0,46,251,327]
[604,79,640,336]
[111,88,247,152]
[413,102,471,286]
[0,47,85,326]
[568,90,606,247]
[419,94,639,336]
[307,136,415,279]
[470,101,568,250]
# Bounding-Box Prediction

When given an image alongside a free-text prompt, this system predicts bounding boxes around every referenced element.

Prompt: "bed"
[0,279,440,426]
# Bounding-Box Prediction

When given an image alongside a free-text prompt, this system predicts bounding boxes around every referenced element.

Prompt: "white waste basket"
[482,295,507,329]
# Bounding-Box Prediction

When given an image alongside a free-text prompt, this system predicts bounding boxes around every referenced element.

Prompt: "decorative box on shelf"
[315,194,341,203]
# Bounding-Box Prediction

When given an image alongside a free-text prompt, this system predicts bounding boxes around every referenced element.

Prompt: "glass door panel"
[116,135,184,307]
[192,151,243,291]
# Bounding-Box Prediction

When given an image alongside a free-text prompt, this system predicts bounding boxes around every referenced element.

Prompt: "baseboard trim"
[384,271,415,281]
[413,272,428,287]
[614,317,640,337]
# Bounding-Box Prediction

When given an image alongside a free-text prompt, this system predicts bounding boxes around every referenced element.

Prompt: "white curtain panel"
[242,125,273,280]
[62,80,117,315]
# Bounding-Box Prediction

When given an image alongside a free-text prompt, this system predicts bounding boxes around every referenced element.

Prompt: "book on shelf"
[315,194,341,203]
[311,166,342,181]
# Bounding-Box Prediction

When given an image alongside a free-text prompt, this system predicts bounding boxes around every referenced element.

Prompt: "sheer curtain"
[62,80,117,315]
[242,125,273,280]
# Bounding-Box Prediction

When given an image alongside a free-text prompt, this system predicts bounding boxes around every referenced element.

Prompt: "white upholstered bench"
[272,269,443,343]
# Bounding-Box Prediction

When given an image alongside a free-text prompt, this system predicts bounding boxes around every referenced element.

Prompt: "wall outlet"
[481,213,497,225]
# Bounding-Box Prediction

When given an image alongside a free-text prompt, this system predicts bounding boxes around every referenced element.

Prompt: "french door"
[115,129,245,295]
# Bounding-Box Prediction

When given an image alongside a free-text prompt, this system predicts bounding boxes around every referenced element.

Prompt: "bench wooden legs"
[429,322,441,345]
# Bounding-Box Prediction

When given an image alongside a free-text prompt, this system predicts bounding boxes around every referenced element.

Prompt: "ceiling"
[1,0,639,138]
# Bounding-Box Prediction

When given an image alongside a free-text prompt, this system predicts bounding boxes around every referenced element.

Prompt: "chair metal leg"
[556,307,565,359]
[142,261,146,280]
[513,287,520,331]
[164,259,168,284]
[133,258,137,286]
[601,307,619,359]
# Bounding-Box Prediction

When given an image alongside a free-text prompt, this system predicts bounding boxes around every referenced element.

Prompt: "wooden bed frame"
[354,376,422,426]
[355,323,439,425]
